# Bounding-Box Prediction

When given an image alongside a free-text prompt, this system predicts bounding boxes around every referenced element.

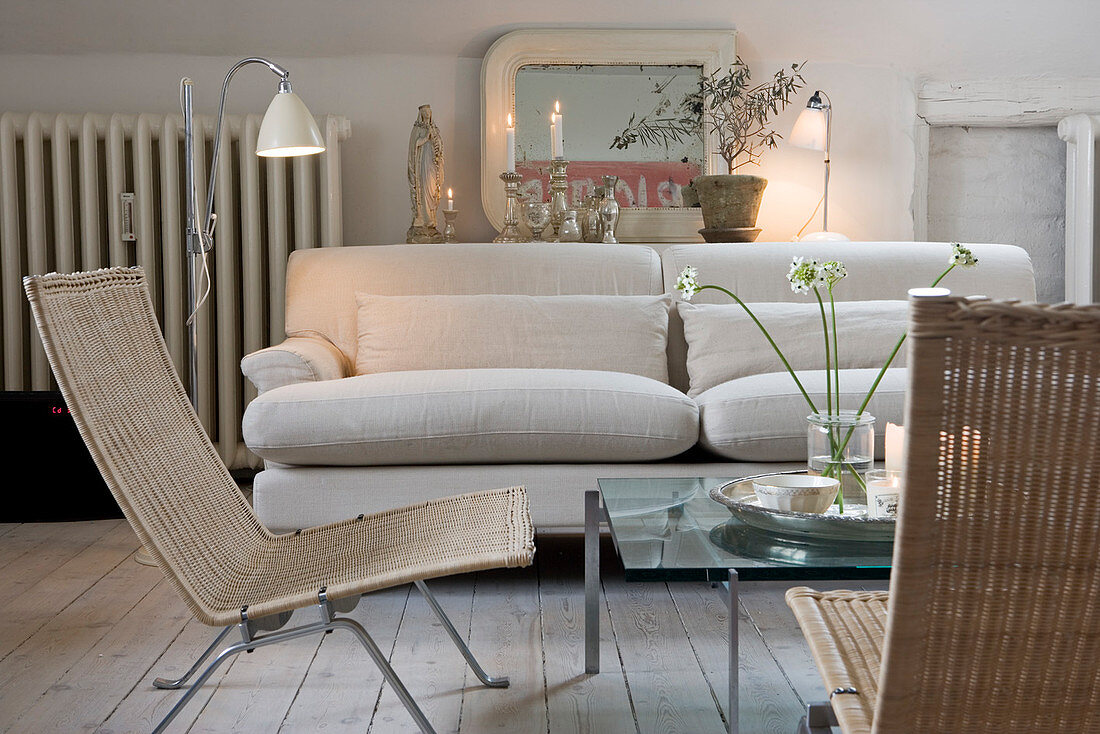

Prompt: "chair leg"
[152,615,439,734]
[796,702,838,734]
[330,617,438,734]
[414,579,510,688]
[153,625,233,689]
[152,635,254,733]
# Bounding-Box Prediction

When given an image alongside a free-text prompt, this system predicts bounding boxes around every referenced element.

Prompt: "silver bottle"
[598,175,620,244]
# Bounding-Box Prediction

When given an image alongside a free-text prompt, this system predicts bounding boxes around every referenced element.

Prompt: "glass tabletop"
[597,477,894,582]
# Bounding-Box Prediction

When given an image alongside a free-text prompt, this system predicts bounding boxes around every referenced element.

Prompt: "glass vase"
[806,411,875,512]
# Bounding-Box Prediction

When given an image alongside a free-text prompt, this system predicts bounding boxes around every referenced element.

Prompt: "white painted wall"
[928,127,1066,302]
[2,1,1100,245]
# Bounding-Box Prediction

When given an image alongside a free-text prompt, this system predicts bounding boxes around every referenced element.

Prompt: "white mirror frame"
[481,29,736,242]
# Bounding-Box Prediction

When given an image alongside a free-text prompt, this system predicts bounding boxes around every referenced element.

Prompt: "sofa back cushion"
[355,293,672,382]
[661,242,1037,392]
[679,300,908,397]
[286,243,664,365]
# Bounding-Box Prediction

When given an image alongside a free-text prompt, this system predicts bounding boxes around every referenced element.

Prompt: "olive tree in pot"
[612,57,805,242]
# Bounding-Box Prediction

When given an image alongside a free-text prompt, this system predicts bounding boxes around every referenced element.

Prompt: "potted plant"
[611,57,805,242]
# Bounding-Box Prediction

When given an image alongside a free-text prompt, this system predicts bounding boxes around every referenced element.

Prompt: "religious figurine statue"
[406,104,445,243]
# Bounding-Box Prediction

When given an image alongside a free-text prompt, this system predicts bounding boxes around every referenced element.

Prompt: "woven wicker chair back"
[875,295,1100,732]
[24,268,271,624]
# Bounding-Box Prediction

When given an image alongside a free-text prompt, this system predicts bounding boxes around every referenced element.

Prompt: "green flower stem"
[829,286,840,410]
[813,287,833,416]
[697,284,819,414]
[830,261,960,460]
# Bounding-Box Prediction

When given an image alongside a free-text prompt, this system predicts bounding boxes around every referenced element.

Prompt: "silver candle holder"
[442,208,459,243]
[548,159,570,240]
[493,171,524,243]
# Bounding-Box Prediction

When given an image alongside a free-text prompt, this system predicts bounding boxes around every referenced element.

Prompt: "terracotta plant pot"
[693,174,768,242]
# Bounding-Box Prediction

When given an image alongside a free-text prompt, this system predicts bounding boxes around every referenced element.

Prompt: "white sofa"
[241,242,1035,531]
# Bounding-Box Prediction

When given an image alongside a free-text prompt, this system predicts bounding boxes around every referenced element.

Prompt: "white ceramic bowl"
[752,475,841,514]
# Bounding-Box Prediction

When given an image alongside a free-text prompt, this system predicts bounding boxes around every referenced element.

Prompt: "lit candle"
[549,111,557,159]
[446,188,454,211]
[866,469,902,519]
[885,423,906,472]
[552,100,565,159]
[505,113,516,173]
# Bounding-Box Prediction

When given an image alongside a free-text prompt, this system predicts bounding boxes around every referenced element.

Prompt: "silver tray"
[709,473,896,543]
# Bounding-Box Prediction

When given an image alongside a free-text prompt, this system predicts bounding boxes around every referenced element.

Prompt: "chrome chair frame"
[151,580,507,734]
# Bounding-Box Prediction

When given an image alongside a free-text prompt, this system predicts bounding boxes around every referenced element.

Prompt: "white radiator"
[0,111,351,468]
[1058,114,1100,304]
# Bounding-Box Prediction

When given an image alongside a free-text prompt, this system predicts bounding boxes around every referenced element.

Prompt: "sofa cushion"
[243,368,699,466]
[355,293,671,383]
[679,300,909,397]
[696,368,907,461]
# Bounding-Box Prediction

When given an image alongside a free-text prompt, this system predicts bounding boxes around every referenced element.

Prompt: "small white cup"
[752,475,841,514]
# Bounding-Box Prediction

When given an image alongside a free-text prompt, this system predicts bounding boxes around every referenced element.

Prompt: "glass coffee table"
[585,476,893,734]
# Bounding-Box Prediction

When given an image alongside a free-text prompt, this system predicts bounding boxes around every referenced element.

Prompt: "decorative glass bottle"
[598,175,620,244]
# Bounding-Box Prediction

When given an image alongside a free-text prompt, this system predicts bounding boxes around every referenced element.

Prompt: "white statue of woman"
[406,104,445,243]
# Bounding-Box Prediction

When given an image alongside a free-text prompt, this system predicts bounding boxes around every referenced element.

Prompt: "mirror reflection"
[514,63,705,208]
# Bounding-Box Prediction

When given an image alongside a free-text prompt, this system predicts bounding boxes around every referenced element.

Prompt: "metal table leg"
[728,568,739,734]
[585,489,600,674]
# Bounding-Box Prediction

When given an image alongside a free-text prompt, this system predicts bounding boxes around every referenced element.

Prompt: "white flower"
[821,260,848,288]
[950,243,978,268]
[786,256,821,294]
[676,265,700,300]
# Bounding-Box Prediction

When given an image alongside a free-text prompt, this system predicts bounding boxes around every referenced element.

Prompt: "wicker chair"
[786,292,1100,733]
[24,268,535,734]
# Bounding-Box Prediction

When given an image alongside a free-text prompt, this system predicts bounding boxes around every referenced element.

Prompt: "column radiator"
[1058,114,1099,304]
[0,111,351,468]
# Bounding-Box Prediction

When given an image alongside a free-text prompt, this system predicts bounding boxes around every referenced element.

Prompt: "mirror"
[482,29,736,241]
[513,63,705,208]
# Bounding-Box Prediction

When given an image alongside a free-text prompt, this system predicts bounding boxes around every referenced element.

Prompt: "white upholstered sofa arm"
[242,336,349,394]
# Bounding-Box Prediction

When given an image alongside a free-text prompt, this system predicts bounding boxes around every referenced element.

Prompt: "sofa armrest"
[241,336,349,393]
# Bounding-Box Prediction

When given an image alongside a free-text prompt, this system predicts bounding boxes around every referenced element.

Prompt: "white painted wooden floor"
[0,520,886,733]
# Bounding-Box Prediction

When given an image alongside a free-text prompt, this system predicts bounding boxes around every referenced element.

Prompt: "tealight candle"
[866,469,903,519]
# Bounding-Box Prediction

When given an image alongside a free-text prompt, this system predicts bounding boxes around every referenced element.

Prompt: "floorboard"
[458,566,548,734]
[669,582,804,734]
[538,538,636,734]
[0,520,120,604]
[0,521,138,661]
[368,578,473,734]
[0,524,845,734]
[603,575,727,734]
[277,585,411,733]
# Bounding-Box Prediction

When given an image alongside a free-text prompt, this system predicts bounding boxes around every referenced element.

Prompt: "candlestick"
[493,171,524,243]
[547,158,569,240]
[866,469,903,519]
[442,208,459,243]
[552,100,565,160]
[885,423,906,472]
[506,114,516,173]
[446,187,454,211]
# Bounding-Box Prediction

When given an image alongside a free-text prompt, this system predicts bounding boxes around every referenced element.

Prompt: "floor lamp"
[181,57,325,413]
[136,60,324,568]
[790,90,849,242]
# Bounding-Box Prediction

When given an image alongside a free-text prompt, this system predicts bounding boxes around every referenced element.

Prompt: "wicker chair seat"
[195,486,533,626]
[785,588,888,734]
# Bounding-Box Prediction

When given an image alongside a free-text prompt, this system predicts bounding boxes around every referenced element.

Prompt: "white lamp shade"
[256,91,325,157]
[790,107,827,152]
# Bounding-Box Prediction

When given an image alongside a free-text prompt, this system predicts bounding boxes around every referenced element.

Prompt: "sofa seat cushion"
[243,368,699,466]
[696,368,907,461]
